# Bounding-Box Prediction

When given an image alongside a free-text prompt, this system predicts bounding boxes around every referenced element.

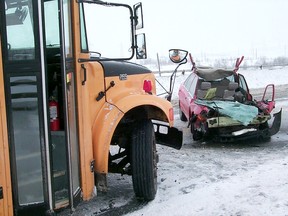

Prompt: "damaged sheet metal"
[195,68,234,81]
[232,128,257,136]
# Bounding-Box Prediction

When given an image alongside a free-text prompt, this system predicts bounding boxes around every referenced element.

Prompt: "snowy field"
[64,66,288,216]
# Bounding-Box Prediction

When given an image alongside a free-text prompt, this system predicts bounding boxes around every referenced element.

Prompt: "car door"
[187,75,199,116]
[258,84,275,114]
[178,73,194,119]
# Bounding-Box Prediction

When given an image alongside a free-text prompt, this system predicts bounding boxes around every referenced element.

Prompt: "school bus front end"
[0,1,182,215]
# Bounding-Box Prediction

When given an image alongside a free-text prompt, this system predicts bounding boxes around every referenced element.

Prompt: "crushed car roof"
[195,68,235,81]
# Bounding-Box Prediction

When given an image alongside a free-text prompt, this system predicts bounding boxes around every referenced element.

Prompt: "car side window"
[183,73,194,92]
[238,74,249,92]
[184,73,193,89]
[188,75,198,97]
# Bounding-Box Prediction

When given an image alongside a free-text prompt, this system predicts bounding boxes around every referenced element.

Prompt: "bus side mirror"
[134,2,144,30]
[136,33,147,59]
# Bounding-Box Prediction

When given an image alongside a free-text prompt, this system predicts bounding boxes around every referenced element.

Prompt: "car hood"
[195,99,259,126]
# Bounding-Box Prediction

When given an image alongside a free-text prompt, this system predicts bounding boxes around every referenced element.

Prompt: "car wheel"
[179,107,187,122]
[258,122,271,142]
[131,120,157,200]
[192,130,203,141]
[191,122,203,141]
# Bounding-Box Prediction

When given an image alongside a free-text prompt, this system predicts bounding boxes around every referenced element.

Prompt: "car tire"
[192,130,203,141]
[258,122,271,142]
[131,120,157,200]
[191,122,203,141]
[179,105,187,121]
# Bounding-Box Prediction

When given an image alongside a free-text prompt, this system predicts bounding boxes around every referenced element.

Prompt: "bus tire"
[131,120,157,200]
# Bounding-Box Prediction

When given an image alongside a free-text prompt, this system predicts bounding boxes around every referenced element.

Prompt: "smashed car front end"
[195,99,282,142]
[206,109,282,142]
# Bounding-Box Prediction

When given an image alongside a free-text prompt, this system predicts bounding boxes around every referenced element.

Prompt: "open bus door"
[0,37,14,216]
[0,1,86,215]
[1,0,178,215]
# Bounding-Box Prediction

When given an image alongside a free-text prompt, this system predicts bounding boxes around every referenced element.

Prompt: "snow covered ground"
[127,66,288,216]
[128,142,288,216]
[64,66,288,216]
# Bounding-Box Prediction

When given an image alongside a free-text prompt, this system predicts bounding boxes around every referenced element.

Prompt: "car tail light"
[169,108,174,121]
[143,80,152,93]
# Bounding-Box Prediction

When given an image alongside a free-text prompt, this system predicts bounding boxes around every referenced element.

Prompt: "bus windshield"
[81,2,133,59]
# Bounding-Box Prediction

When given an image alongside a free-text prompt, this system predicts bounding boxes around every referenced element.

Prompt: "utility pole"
[157,53,161,76]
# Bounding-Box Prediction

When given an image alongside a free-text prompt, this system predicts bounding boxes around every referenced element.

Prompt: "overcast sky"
[111,0,288,59]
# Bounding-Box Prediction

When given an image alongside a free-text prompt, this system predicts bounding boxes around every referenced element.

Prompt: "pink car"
[172,50,282,142]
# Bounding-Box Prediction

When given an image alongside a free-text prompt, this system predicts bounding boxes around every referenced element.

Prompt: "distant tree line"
[138,55,288,70]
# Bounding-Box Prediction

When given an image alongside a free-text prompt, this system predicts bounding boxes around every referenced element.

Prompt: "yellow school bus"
[0,1,182,215]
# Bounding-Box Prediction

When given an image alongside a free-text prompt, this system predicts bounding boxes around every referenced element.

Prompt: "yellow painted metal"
[0,37,13,216]
[70,2,95,201]
[90,74,174,174]
[67,1,175,202]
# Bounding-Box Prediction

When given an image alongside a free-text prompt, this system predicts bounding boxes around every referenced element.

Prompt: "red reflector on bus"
[169,108,174,121]
[143,80,152,93]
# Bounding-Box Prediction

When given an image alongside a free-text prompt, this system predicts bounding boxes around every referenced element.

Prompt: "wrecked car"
[172,50,282,142]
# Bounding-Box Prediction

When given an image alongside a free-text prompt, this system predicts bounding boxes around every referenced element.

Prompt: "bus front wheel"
[131,120,157,200]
